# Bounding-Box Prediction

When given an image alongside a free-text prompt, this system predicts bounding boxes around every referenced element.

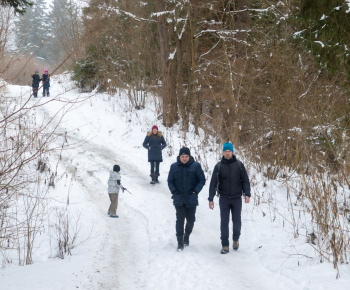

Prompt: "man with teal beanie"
[208,142,251,254]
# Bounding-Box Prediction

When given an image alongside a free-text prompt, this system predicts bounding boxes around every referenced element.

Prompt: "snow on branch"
[194,29,218,38]
[199,40,221,60]
[299,70,321,99]
[229,8,269,14]
[99,4,157,23]
[151,10,175,17]
[194,29,250,39]
[121,9,157,23]
[169,48,177,60]
[177,12,188,40]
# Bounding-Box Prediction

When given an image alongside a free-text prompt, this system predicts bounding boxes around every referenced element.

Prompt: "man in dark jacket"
[168,147,206,251]
[208,142,251,254]
[31,69,42,98]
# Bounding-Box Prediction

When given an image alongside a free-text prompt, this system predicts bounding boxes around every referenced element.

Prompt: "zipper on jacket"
[181,166,184,204]
[229,163,232,197]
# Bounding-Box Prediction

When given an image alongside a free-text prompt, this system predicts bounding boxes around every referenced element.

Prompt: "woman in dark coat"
[143,125,167,184]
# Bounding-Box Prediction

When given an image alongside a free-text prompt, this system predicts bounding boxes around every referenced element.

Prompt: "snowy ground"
[1,75,350,289]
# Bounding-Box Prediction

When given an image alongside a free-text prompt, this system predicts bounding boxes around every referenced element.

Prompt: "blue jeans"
[219,196,242,246]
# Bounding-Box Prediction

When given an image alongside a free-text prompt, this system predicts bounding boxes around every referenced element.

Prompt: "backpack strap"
[237,159,242,171]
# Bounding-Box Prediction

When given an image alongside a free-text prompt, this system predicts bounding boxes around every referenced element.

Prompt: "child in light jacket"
[107,165,126,218]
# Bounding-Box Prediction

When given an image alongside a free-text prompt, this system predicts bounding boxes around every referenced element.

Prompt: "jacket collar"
[221,155,237,164]
[176,156,194,167]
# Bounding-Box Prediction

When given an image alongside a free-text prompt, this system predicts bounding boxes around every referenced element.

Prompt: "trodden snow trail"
[32,85,303,290]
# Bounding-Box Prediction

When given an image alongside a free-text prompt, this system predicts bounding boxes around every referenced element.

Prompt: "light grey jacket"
[108,171,121,194]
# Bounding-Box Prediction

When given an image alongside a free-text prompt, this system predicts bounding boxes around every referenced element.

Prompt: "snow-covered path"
[52,114,299,290]
[2,77,350,290]
[29,80,299,290]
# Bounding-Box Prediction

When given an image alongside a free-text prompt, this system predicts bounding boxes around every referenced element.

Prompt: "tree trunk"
[234,0,250,58]
[157,0,178,127]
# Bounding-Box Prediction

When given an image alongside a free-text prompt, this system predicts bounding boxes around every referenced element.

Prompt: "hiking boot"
[150,173,156,184]
[221,246,229,254]
[233,240,239,250]
[184,234,189,247]
[177,235,184,251]
[154,173,160,183]
[110,215,119,218]
[177,244,184,251]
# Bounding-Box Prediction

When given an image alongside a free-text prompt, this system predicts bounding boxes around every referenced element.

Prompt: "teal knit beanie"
[223,142,234,153]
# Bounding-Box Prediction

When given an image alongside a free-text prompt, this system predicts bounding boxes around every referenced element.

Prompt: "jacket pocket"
[188,191,198,206]
[172,192,182,206]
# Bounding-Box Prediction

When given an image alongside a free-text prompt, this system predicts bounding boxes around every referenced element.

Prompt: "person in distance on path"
[167,147,206,251]
[208,142,251,254]
[42,69,50,97]
[31,69,42,98]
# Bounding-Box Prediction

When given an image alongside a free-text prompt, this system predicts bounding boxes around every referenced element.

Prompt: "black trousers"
[175,204,196,237]
[150,161,160,175]
[219,196,242,246]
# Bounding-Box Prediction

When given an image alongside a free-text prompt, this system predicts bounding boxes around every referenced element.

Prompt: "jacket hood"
[147,131,163,137]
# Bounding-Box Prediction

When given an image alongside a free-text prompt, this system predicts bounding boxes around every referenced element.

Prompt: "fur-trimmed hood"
[147,131,163,137]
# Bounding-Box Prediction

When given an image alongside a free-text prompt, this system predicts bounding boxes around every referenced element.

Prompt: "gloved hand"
[172,190,179,195]
[121,186,127,192]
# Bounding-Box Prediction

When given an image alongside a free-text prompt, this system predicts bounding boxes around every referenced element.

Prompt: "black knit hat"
[179,147,191,156]
[113,165,120,172]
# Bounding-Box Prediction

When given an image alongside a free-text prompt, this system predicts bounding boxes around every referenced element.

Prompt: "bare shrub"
[0,82,93,267]
[51,207,82,259]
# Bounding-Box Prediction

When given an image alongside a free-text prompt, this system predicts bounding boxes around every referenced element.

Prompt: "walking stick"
[122,187,133,195]
[125,189,133,195]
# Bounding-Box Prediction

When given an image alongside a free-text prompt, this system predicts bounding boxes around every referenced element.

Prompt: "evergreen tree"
[48,0,80,63]
[16,0,51,61]
[294,0,350,75]
[1,0,32,15]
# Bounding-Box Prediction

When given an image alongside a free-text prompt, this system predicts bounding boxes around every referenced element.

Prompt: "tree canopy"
[1,0,33,14]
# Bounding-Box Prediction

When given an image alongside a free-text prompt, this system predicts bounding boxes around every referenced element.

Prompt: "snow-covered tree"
[0,0,32,15]
[48,0,81,64]
[294,0,350,75]
[16,0,51,61]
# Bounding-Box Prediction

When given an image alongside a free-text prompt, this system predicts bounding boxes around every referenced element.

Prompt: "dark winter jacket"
[42,73,50,88]
[32,74,42,88]
[208,155,251,201]
[168,156,206,207]
[143,131,167,162]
